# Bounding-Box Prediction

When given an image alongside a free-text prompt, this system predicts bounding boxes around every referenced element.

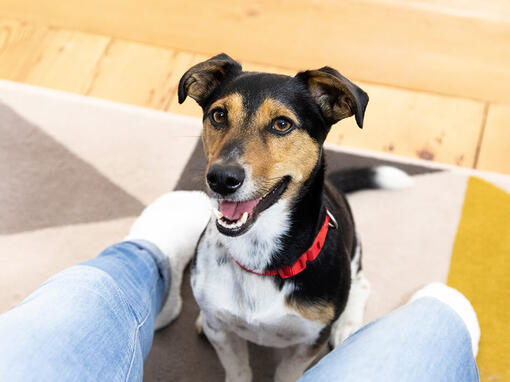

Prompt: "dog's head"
[179,53,368,237]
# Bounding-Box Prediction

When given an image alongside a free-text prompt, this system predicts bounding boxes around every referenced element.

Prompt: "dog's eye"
[271,118,293,134]
[210,108,227,126]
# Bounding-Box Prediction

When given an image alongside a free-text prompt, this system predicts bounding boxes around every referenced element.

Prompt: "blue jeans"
[0,242,479,381]
[300,297,479,382]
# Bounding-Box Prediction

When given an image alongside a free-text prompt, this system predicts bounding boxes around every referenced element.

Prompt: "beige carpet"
[1,80,509,381]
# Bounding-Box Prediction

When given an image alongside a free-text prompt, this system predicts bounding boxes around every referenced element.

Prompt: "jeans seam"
[79,265,142,321]
[124,282,156,382]
[124,240,171,306]
[79,264,155,382]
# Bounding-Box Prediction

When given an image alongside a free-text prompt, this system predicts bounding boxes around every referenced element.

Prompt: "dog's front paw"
[330,321,355,348]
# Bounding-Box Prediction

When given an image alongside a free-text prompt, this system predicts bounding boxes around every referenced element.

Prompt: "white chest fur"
[191,204,325,348]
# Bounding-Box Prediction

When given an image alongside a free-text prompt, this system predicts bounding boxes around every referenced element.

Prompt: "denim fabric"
[300,297,479,382]
[0,241,168,382]
[0,240,479,382]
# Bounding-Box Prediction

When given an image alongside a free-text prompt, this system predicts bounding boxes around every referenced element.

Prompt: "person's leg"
[299,284,480,382]
[0,191,211,382]
[0,241,167,382]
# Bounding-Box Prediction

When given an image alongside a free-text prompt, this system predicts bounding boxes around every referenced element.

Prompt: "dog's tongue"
[219,199,259,220]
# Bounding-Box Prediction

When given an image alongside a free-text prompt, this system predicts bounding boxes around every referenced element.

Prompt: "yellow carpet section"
[448,177,510,381]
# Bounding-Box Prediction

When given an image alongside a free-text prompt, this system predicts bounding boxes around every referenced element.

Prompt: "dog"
[178,53,409,382]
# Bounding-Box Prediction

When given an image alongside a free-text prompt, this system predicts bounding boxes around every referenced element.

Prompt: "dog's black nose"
[207,164,245,195]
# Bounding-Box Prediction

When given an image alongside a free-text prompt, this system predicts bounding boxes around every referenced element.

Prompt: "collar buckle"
[326,208,338,229]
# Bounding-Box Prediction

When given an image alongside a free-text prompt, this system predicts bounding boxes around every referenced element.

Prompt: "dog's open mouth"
[213,176,290,236]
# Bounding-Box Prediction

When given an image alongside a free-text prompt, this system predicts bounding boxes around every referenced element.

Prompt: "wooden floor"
[0,10,508,174]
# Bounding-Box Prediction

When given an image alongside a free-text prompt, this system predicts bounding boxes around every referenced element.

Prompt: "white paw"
[330,320,354,348]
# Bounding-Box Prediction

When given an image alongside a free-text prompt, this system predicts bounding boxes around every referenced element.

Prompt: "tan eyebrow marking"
[251,97,299,129]
[202,92,246,163]
[208,92,246,127]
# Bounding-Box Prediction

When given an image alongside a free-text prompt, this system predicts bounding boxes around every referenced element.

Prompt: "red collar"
[232,208,336,279]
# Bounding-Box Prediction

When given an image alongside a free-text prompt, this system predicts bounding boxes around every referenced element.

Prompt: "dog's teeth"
[218,218,235,229]
[213,208,223,219]
[216,212,248,230]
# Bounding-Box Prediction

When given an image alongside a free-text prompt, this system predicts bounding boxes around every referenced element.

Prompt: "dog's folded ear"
[296,67,368,128]
[178,53,242,106]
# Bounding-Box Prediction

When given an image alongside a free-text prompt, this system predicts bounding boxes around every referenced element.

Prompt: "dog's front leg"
[202,316,252,382]
[274,343,320,382]
[329,270,370,347]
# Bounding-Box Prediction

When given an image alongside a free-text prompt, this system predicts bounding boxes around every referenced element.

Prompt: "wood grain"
[163,56,486,168]
[0,20,110,93]
[0,19,49,81]
[24,30,110,93]
[476,104,510,174]
[327,83,485,167]
[0,15,508,173]
[0,0,509,103]
[86,40,180,108]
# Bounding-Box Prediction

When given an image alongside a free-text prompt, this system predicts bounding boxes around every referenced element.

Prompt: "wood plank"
[241,61,295,76]
[0,17,492,170]
[0,0,508,103]
[86,39,176,109]
[0,19,49,81]
[160,51,198,111]
[382,0,510,22]
[326,83,485,167]
[0,20,109,93]
[476,104,510,174]
[24,30,110,93]
[166,53,209,116]
[164,55,485,168]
